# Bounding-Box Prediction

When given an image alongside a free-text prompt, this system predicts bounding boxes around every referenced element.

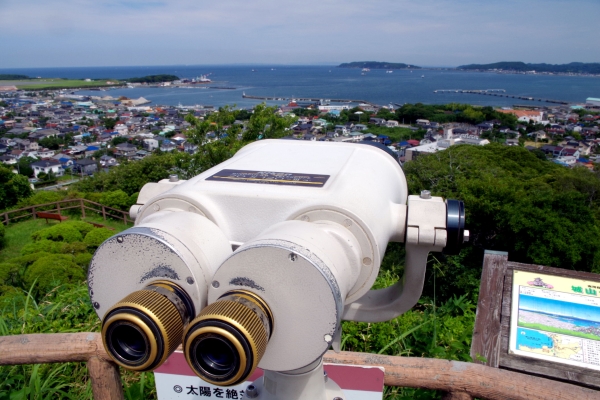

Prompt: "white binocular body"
[88,139,466,386]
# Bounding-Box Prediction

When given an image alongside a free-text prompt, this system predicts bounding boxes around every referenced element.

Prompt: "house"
[36,148,55,158]
[528,130,547,140]
[160,141,177,152]
[183,142,199,154]
[347,132,364,142]
[560,148,580,158]
[12,139,35,151]
[30,159,63,178]
[28,128,59,140]
[143,138,159,151]
[498,109,545,123]
[74,158,98,176]
[386,120,399,128]
[99,155,118,167]
[114,142,137,158]
[540,145,558,156]
[369,118,386,126]
[135,150,151,159]
[85,146,100,158]
[0,155,16,165]
[69,145,88,159]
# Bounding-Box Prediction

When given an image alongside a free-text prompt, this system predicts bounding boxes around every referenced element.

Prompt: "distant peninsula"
[126,74,180,83]
[338,61,421,70]
[457,62,600,74]
[0,74,30,80]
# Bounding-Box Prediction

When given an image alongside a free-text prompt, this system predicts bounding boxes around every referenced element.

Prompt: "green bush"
[74,253,93,270]
[0,262,21,287]
[31,224,83,243]
[0,223,5,250]
[20,239,63,255]
[23,254,85,296]
[62,221,95,236]
[61,241,89,255]
[83,228,114,249]
[16,191,66,209]
[99,190,133,210]
[9,252,53,269]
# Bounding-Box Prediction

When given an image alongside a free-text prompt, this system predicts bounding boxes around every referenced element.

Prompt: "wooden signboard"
[471,251,600,389]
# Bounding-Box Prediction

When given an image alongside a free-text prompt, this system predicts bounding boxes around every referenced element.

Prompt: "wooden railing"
[1,332,598,400]
[0,198,134,226]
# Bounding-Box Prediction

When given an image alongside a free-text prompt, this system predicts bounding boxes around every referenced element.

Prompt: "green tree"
[16,156,36,178]
[0,165,32,210]
[404,144,600,300]
[99,190,133,210]
[102,117,118,130]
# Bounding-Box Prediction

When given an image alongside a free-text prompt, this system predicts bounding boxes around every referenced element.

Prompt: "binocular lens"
[196,336,238,375]
[184,291,272,386]
[102,281,194,371]
[110,323,149,363]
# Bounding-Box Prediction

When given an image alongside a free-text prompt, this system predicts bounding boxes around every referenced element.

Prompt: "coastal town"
[0,86,599,188]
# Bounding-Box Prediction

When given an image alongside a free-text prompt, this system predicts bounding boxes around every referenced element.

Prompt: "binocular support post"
[245,358,344,400]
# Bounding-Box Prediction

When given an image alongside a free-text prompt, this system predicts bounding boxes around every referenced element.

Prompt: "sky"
[0,0,599,68]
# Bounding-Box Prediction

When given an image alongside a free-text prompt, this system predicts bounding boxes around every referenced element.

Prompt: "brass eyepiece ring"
[183,290,272,386]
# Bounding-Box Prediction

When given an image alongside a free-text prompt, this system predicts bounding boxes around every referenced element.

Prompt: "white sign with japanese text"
[155,351,384,399]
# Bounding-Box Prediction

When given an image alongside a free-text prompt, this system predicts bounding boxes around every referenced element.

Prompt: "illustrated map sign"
[154,351,384,399]
[509,270,600,370]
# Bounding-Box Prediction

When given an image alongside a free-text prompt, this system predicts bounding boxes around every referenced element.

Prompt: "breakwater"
[434,89,569,105]
[242,92,376,106]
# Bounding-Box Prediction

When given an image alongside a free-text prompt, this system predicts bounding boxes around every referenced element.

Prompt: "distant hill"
[338,61,421,69]
[0,74,30,80]
[126,74,180,83]
[457,62,600,74]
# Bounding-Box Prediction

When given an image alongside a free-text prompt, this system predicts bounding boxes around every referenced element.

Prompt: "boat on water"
[421,75,425,78]
[361,68,370,72]
[386,70,393,74]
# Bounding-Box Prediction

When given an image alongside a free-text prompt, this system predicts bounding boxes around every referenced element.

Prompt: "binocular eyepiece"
[101,281,195,371]
[102,285,272,387]
[184,291,273,386]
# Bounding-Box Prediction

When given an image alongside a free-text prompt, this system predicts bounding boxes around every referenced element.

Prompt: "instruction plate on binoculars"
[206,169,330,187]
[154,351,384,399]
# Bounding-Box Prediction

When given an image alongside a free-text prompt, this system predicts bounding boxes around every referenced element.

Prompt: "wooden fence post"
[4,212,9,225]
[102,206,106,221]
[470,250,509,368]
[87,357,124,400]
[32,207,36,220]
[56,202,61,214]
[81,199,86,218]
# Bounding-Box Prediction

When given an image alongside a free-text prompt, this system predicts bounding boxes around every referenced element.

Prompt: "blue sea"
[519,294,600,328]
[1,65,600,108]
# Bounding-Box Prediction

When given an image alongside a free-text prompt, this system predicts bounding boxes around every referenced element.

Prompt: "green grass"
[0,216,130,263]
[518,321,600,341]
[0,216,153,399]
[13,79,124,90]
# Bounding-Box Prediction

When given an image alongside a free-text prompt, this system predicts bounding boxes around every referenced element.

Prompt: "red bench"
[36,212,69,223]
